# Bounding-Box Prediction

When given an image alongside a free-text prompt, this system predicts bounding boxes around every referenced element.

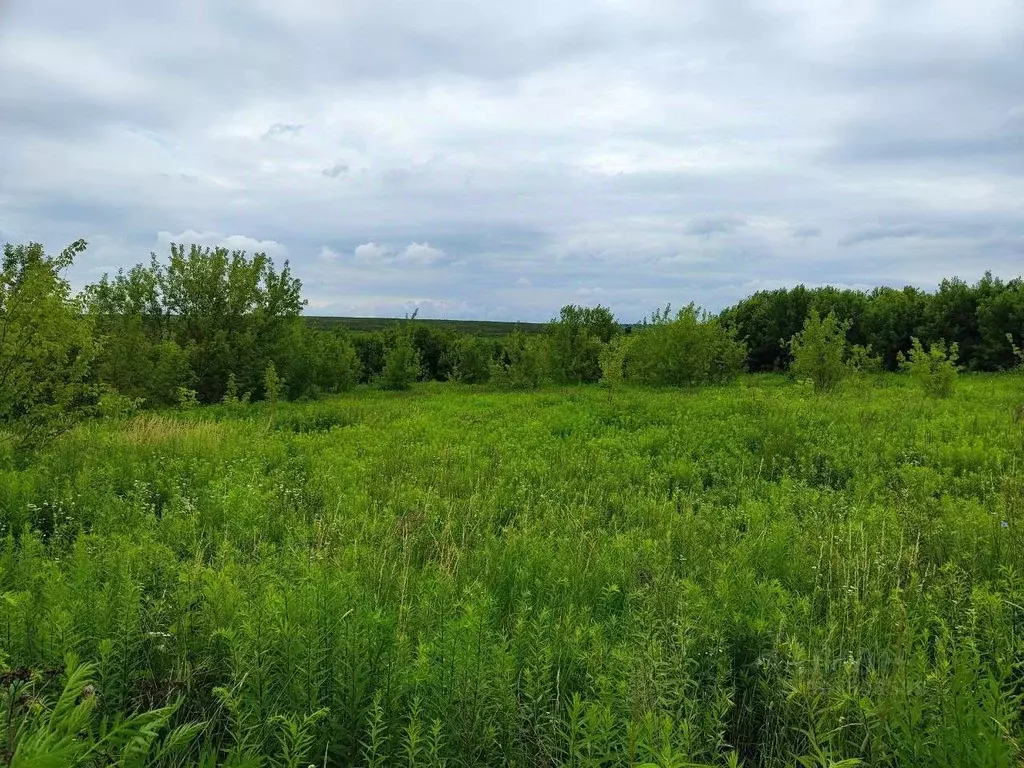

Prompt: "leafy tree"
[83,263,190,406]
[0,240,98,452]
[598,334,632,388]
[976,279,1024,370]
[278,324,361,399]
[158,243,304,401]
[788,310,850,393]
[898,338,960,397]
[860,286,928,370]
[491,327,546,390]
[353,332,387,384]
[447,335,495,384]
[626,304,746,387]
[545,304,619,384]
[381,317,422,390]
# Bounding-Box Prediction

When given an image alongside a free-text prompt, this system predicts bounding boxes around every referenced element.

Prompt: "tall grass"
[1,375,1023,765]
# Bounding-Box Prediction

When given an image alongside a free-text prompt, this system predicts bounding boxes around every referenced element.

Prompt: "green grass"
[2,374,1024,766]
[304,316,548,337]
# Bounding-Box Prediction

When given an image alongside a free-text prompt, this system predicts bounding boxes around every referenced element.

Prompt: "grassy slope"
[1,374,1023,766]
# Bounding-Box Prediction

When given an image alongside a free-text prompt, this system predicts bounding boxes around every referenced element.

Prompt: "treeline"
[2,238,1023,450]
[721,275,1024,372]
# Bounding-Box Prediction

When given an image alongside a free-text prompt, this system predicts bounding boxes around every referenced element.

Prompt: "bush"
[448,336,495,384]
[898,337,960,397]
[625,304,746,387]
[546,304,619,384]
[491,328,546,390]
[847,343,883,375]
[789,309,850,393]
[381,320,422,391]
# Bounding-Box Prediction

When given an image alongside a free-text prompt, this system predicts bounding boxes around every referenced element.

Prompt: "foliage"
[545,304,620,384]
[626,304,746,386]
[447,335,495,384]
[598,334,632,387]
[491,327,546,390]
[898,337,960,397]
[380,317,422,391]
[276,323,360,400]
[2,379,1023,766]
[3,656,202,766]
[0,241,98,453]
[88,243,304,404]
[788,310,850,393]
[846,344,883,375]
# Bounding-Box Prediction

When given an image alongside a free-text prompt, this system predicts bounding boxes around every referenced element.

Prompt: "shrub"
[625,304,746,387]
[491,328,546,390]
[448,336,494,384]
[789,309,850,393]
[847,343,883,375]
[898,337,960,397]
[381,320,422,391]
[546,304,619,384]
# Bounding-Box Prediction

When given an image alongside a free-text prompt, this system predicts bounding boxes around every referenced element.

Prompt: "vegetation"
[898,338,961,398]
[623,305,746,387]
[3,378,1024,766]
[4,235,1024,765]
[788,310,850,393]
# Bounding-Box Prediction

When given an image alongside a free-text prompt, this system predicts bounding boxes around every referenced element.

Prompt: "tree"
[788,309,850,393]
[545,304,619,384]
[0,240,98,452]
[447,335,494,384]
[898,338,960,397]
[381,317,422,390]
[158,243,305,401]
[626,304,746,387]
[277,323,360,399]
[83,264,190,406]
[491,327,546,390]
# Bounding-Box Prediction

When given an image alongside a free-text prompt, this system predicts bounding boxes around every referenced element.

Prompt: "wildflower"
[1001,520,1009,529]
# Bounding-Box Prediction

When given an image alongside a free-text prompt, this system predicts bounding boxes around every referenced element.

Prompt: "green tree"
[546,304,619,384]
[448,335,494,384]
[381,317,422,390]
[277,323,361,399]
[627,304,746,387]
[492,327,546,390]
[898,338,960,397]
[0,240,98,452]
[789,310,850,393]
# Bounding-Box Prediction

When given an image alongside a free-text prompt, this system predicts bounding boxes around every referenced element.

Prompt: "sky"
[1,0,1022,321]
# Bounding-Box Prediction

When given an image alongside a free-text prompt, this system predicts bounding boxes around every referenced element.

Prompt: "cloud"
[684,215,746,237]
[155,230,287,256]
[264,123,304,139]
[2,0,1023,319]
[321,161,349,178]
[791,226,822,239]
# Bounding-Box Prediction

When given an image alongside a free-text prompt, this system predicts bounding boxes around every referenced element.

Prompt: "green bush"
[546,304,619,384]
[381,321,422,391]
[625,304,746,386]
[789,309,850,393]
[491,328,546,390]
[448,336,495,384]
[898,337,960,397]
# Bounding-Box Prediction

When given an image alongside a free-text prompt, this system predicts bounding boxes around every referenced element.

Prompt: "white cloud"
[155,230,287,256]
[3,0,1023,319]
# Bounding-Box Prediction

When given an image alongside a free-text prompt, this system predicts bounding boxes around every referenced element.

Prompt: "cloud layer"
[1,0,1022,320]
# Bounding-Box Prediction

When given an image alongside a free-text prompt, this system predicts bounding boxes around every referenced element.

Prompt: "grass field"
[2,375,1023,766]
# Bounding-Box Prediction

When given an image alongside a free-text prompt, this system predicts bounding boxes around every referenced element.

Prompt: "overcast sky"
[1,0,1022,321]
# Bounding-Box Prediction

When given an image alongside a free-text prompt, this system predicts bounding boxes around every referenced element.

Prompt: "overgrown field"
[2,376,1024,766]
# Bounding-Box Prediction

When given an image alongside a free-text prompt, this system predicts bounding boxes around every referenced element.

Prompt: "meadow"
[2,374,1023,767]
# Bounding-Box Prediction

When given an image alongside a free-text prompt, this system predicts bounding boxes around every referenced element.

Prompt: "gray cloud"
[2,0,1023,320]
